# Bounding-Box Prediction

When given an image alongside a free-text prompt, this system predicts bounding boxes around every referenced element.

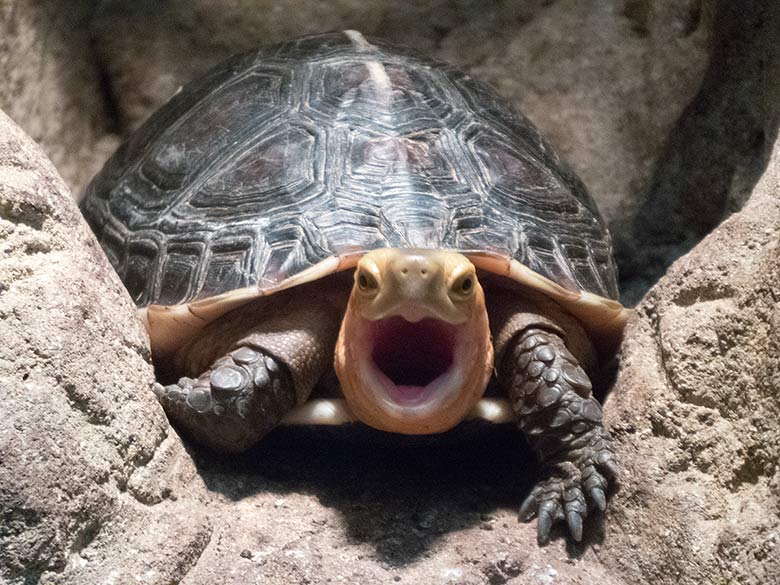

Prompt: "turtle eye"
[450,272,476,299]
[357,270,379,293]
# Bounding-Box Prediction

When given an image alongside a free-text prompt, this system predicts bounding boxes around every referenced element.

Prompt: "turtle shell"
[81,31,628,356]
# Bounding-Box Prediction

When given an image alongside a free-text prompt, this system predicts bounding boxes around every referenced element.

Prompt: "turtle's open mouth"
[334,249,493,433]
[369,316,458,404]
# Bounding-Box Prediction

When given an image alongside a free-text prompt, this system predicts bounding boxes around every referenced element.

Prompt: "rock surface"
[0,0,119,196]
[0,110,168,582]
[601,123,780,585]
[621,0,780,301]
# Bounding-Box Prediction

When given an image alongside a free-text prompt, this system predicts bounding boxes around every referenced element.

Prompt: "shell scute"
[187,123,322,220]
[123,238,162,305]
[198,235,257,300]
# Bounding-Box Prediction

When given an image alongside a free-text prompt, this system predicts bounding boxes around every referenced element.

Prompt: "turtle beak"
[334,249,493,434]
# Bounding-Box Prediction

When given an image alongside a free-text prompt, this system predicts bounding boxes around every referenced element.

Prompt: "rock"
[0,110,167,582]
[0,0,119,196]
[602,130,780,584]
[49,504,213,585]
[621,0,780,301]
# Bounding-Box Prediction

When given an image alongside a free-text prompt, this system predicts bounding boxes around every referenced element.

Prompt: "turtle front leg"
[153,347,295,453]
[153,284,347,453]
[500,327,619,544]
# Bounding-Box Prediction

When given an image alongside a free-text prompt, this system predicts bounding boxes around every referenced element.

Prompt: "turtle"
[81,30,630,544]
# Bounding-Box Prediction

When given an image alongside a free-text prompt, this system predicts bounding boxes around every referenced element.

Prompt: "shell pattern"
[82,32,618,308]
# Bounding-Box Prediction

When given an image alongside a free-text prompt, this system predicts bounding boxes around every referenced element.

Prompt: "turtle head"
[335,248,493,434]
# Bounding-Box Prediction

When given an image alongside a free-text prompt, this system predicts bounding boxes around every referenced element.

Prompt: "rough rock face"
[622,0,780,300]
[0,0,119,195]
[0,111,169,582]
[601,131,780,584]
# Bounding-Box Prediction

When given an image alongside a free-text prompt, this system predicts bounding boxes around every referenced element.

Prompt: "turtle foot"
[153,347,295,452]
[501,327,619,544]
[519,426,618,544]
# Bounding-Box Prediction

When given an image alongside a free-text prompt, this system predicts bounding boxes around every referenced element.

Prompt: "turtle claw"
[563,485,587,541]
[589,485,607,512]
[566,509,583,542]
[536,500,560,544]
[519,457,612,544]
[519,492,538,521]
[515,411,618,545]
[601,458,620,479]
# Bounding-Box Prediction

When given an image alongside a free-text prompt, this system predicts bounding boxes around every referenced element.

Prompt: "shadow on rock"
[175,368,620,565]
[617,0,780,305]
[184,410,613,565]
[189,422,533,566]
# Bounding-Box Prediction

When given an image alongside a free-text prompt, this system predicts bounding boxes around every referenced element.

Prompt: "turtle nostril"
[394,257,437,279]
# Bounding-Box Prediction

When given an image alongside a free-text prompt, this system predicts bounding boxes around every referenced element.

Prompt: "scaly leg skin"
[501,327,619,544]
[153,346,295,453]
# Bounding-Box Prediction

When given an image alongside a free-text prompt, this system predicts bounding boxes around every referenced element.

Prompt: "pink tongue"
[393,384,427,401]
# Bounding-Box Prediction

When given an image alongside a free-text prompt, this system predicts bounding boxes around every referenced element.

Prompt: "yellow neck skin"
[334,249,493,434]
